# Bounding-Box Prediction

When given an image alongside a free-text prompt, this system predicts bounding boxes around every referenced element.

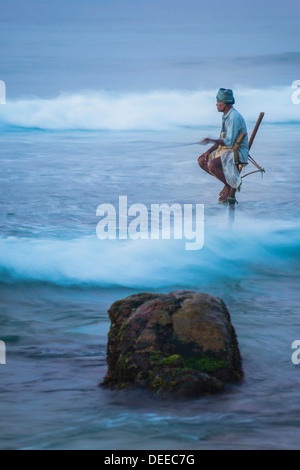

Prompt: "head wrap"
[216,88,235,105]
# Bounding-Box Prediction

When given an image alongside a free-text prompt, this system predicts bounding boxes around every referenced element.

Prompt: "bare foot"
[218,186,231,203]
[219,185,227,196]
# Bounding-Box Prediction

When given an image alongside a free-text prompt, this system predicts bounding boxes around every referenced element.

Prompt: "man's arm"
[198,138,223,162]
[200,137,225,147]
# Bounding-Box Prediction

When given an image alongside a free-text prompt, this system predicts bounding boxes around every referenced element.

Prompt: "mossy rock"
[102,291,243,398]
[147,367,225,398]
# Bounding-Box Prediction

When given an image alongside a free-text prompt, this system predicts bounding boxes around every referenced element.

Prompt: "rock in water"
[102,291,243,398]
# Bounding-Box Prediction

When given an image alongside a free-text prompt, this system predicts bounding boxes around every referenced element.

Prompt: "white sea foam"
[0,87,298,131]
[0,218,298,287]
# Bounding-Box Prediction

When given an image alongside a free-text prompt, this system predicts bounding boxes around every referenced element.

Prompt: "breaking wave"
[0,218,299,288]
[0,87,298,131]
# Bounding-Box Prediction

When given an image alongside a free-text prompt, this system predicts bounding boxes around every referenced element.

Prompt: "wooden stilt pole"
[248,113,265,151]
[228,112,265,222]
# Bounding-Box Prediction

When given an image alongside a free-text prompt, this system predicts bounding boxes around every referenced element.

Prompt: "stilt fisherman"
[198,88,249,203]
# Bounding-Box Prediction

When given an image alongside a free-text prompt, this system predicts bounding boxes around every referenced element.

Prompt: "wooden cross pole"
[228,112,265,208]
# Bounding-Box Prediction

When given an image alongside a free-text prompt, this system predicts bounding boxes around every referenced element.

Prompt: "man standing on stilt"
[198,88,249,203]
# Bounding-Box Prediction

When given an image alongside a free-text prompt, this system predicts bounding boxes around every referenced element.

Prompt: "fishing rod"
[156,113,266,170]
[152,141,204,151]
[151,113,266,177]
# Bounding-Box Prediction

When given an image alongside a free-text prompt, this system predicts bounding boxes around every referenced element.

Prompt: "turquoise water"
[1,0,300,450]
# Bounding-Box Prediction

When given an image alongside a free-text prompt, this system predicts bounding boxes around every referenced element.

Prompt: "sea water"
[0,0,300,450]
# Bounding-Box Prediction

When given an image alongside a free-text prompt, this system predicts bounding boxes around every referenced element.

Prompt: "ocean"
[0,0,300,450]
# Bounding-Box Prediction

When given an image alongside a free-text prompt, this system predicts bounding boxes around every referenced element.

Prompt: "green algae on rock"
[102,291,243,398]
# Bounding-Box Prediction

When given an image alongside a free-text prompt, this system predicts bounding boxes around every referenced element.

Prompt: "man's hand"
[200,138,213,145]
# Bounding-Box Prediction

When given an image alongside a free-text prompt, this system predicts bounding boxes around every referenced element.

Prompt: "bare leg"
[207,157,232,202]
[198,156,223,182]
[207,157,228,186]
[198,155,232,202]
[197,155,211,175]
